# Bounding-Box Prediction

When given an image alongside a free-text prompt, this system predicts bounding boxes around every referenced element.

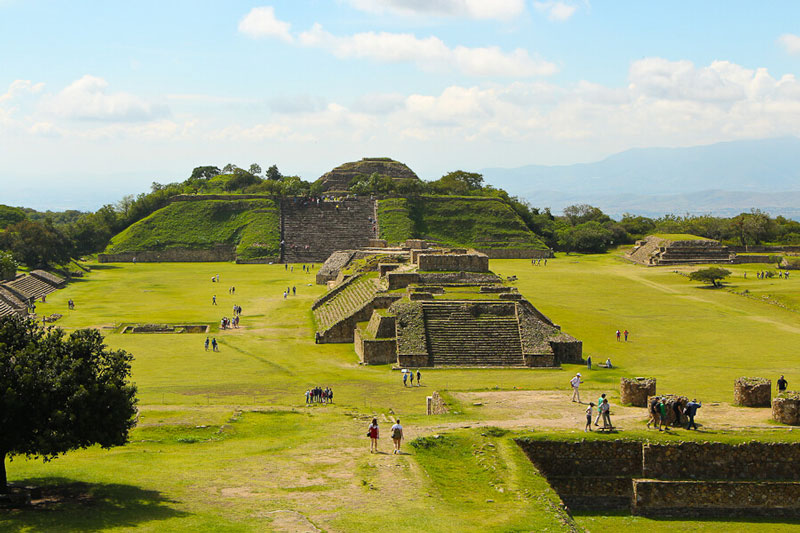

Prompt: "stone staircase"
[314,275,381,332]
[4,274,59,301]
[0,286,27,317]
[281,198,377,263]
[422,302,525,366]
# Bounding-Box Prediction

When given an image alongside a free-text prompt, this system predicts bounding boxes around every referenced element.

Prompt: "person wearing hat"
[570,373,583,403]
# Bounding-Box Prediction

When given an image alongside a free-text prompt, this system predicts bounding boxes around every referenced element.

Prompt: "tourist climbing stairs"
[422,302,525,366]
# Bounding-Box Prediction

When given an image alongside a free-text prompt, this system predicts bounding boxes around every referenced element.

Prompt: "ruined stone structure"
[620,377,656,407]
[773,392,800,425]
[315,158,420,192]
[517,439,800,517]
[626,235,733,266]
[734,377,771,407]
[0,270,66,318]
[281,197,377,263]
[426,391,449,415]
[99,246,236,263]
[312,246,581,368]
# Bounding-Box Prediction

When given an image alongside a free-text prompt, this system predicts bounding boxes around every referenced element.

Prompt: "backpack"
[391,426,402,439]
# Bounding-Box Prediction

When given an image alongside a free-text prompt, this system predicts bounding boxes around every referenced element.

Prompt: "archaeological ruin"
[626,235,734,266]
[0,270,66,318]
[311,244,582,368]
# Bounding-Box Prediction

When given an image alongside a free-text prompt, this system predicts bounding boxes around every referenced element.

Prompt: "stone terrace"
[313,274,381,333]
[422,302,525,366]
[4,273,62,301]
[627,235,733,266]
[282,198,377,263]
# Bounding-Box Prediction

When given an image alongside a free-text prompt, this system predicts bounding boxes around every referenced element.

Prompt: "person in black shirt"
[778,375,788,393]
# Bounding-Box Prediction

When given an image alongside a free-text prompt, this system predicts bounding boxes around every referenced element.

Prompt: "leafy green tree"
[689,267,732,287]
[557,221,613,253]
[266,165,282,181]
[224,169,261,192]
[0,316,137,493]
[0,220,73,268]
[0,205,26,230]
[248,164,262,176]
[619,214,656,237]
[0,251,16,281]
[562,204,611,226]
[428,171,484,195]
[189,166,221,182]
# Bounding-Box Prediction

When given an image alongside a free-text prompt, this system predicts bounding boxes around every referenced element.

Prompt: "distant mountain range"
[481,137,800,219]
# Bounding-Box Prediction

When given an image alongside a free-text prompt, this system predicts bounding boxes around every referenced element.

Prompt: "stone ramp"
[422,302,525,366]
[313,275,380,332]
[282,198,376,263]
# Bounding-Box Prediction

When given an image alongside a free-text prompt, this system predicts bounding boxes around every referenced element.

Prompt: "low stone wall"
[620,377,656,407]
[773,392,800,425]
[734,377,771,407]
[632,480,800,517]
[99,246,234,263]
[730,255,776,264]
[366,312,396,338]
[477,248,553,259]
[549,339,582,365]
[417,253,489,273]
[642,442,800,480]
[234,256,280,264]
[729,245,800,253]
[427,391,448,415]
[387,272,420,290]
[354,327,397,364]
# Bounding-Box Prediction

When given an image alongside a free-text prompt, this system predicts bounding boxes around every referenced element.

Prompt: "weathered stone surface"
[734,377,771,407]
[427,391,448,415]
[354,326,397,364]
[316,158,420,192]
[417,252,489,273]
[773,391,800,425]
[620,377,656,407]
[99,246,235,263]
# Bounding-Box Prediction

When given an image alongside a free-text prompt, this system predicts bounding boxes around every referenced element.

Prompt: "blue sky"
[2,1,800,209]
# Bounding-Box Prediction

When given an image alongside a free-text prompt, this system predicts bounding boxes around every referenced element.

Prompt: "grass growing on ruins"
[106,199,280,257]
[3,254,800,532]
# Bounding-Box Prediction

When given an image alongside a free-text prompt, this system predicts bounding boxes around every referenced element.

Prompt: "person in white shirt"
[570,373,583,403]
[390,420,404,454]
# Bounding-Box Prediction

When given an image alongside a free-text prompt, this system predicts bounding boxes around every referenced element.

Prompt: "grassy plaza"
[2,252,799,532]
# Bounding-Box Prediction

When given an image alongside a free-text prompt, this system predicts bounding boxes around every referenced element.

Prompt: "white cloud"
[533,1,577,21]
[345,0,525,20]
[298,24,555,77]
[778,33,800,55]
[43,75,168,122]
[0,79,44,104]
[238,6,293,42]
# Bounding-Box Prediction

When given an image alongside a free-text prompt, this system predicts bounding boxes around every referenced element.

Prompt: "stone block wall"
[773,392,800,425]
[476,248,553,259]
[632,480,800,517]
[734,377,771,407]
[620,377,657,407]
[98,246,235,263]
[417,253,489,273]
[366,312,396,338]
[549,339,583,364]
[387,272,420,289]
[642,442,800,480]
[354,327,397,365]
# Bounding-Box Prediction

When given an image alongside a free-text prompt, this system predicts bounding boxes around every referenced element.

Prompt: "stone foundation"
[734,377,771,407]
[99,246,235,263]
[620,377,656,407]
[354,327,397,365]
[773,392,800,425]
[417,252,489,273]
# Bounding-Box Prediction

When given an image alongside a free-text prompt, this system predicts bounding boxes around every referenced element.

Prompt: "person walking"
[409,371,414,386]
[416,369,421,386]
[585,403,595,432]
[212,295,217,305]
[403,372,408,387]
[624,329,629,341]
[594,393,606,426]
[570,373,583,403]
[586,355,592,370]
[685,399,701,430]
[211,338,218,352]
[204,337,209,351]
[390,419,404,454]
[657,399,667,431]
[778,375,788,393]
[616,329,621,341]
[646,396,660,429]
[368,419,380,453]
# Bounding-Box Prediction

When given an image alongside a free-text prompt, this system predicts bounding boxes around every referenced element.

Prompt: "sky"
[2,1,800,209]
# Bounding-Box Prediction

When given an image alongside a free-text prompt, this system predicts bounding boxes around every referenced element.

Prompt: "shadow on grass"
[86,264,122,270]
[0,477,188,532]
[571,508,800,526]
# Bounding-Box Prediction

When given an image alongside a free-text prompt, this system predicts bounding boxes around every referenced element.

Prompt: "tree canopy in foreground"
[0,316,137,494]
[689,267,732,287]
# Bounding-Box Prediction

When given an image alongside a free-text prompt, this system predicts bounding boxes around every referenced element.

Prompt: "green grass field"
[3,251,800,532]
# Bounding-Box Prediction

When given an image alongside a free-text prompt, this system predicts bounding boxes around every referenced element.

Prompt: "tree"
[0,205,26,230]
[0,220,73,268]
[688,267,732,287]
[0,251,16,281]
[0,315,137,493]
[248,163,262,176]
[562,204,611,226]
[556,221,613,253]
[266,165,282,181]
[222,163,238,174]
[429,171,484,195]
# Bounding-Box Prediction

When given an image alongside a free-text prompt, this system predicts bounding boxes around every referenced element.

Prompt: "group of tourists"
[305,386,334,404]
[585,393,613,431]
[530,258,548,266]
[585,356,612,370]
[220,315,239,329]
[402,369,421,386]
[647,396,702,431]
[283,286,296,299]
[204,336,219,352]
[210,274,220,283]
[67,299,75,310]
[367,418,404,454]
[615,329,630,341]
[754,270,790,279]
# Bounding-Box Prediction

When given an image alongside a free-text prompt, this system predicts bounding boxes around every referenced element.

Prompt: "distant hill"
[481,137,800,218]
